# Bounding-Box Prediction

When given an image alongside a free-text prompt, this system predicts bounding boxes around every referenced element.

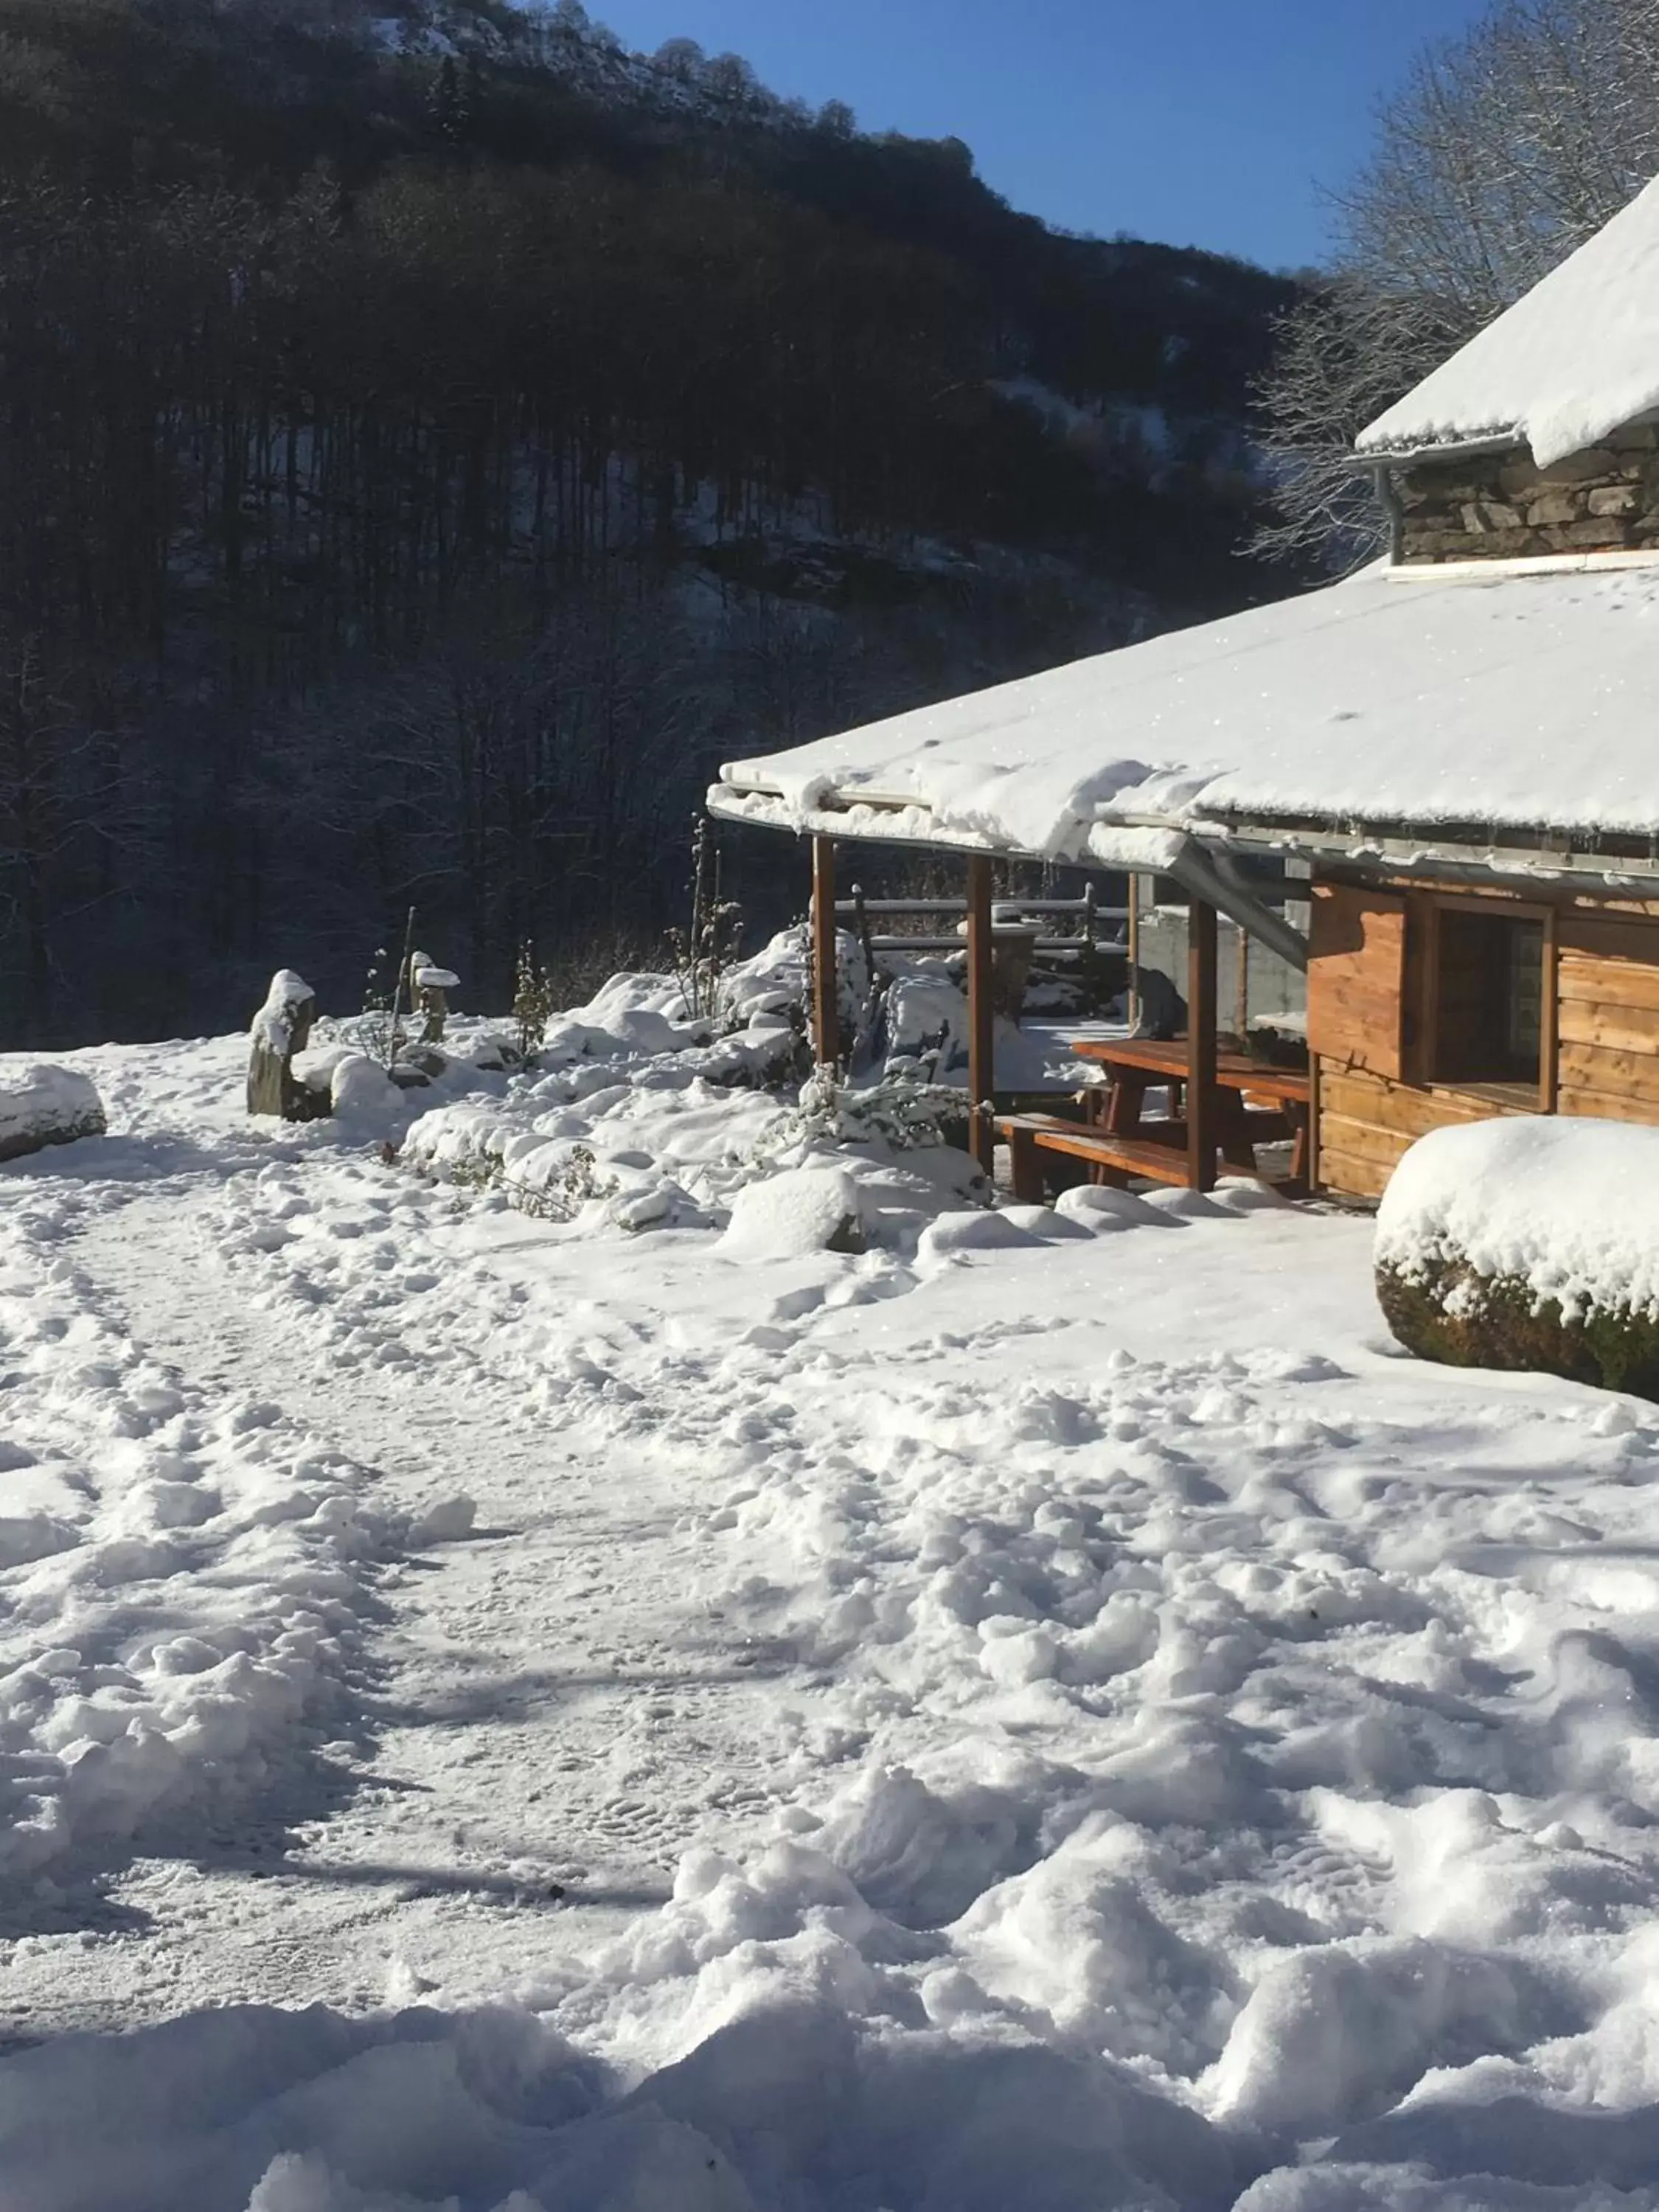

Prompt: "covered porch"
[803,829,1309,1197]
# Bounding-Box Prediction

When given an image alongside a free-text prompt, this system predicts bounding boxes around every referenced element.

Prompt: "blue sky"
[584,0,1493,269]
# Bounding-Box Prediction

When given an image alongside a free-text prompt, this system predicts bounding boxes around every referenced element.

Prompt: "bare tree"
[1259,0,1659,566]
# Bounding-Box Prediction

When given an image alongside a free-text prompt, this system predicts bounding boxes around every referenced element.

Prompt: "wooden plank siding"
[1554,914,1659,1124]
[1306,884,1406,1082]
[1315,1065,1526,1200]
[1309,872,1659,1203]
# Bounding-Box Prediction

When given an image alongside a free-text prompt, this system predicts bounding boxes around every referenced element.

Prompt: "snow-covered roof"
[1357,175,1659,467]
[711,562,1659,860]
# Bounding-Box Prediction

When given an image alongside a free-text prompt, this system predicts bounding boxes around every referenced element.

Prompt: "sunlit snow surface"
[4,1003,1659,2210]
[1358,173,1659,469]
[715,562,1659,859]
[1379,1116,1659,1324]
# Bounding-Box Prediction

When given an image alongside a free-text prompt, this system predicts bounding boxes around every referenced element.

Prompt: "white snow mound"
[0,1063,105,1161]
[329,1053,397,1119]
[719,1168,863,1259]
[1376,1115,1659,1321]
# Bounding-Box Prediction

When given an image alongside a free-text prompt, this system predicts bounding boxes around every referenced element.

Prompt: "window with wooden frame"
[1417,894,1553,1107]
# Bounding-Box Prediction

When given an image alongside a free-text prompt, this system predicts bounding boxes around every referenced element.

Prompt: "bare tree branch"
[1256,0,1659,567]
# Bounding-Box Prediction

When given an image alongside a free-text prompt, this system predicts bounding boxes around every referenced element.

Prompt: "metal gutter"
[1203,820,1659,893]
[1352,431,1523,467]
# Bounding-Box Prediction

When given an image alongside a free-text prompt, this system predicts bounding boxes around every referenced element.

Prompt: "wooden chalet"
[709,176,1659,1206]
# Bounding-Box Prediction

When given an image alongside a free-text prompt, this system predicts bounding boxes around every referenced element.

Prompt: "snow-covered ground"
[5,987,1659,2211]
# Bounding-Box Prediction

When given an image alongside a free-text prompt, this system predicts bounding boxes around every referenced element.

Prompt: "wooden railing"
[834,888,1130,956]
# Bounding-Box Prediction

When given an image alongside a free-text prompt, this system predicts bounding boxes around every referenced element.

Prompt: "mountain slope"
[0,0,1311,1043]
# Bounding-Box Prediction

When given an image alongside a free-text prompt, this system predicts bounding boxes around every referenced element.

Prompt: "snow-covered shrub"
[407,1109,622,1222]
[1375,1116,1659,1397]
[0,1064,105,1161]
[350,939,406,1069]
[751,1069,971,1169]
[666,814,744,1022]
[511,939,557,1060]
[718,926,807,1032]
[719,924,869,1067]
[872,964,972,1087]
[507,1141,619,1221]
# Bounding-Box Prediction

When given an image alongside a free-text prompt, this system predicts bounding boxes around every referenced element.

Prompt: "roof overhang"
[709,560,1659,929]
[1354,433,1523,468]
[707,780,1311,970]
[706,778,1184,874]
[711,770,1659,949]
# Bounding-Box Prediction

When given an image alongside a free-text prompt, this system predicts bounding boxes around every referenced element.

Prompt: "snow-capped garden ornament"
[409,951,458,1044]
[1375,1118,1659,1399]
[0,1064,106,1162]
[246,969,319,1119]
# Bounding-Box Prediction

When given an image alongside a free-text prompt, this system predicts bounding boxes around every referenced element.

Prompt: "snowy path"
[1,1110,810,2038]
[14,1029,1659,2208]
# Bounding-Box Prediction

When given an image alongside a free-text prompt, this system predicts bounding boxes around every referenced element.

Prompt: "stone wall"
[1397,416,1659,562]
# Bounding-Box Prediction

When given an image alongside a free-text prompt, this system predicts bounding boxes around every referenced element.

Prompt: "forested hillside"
[0,0,1307,1043]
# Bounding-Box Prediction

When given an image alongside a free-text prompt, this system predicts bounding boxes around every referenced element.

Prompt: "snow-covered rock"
[719,1167,864,1259]
[0,1062,105,1162]
[1377,1115,1659,1394]
[329,1051,399,1122]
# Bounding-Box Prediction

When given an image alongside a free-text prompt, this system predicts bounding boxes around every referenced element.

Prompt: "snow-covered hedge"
[1375,1116,1659,1397]
[0,1063,105,1162]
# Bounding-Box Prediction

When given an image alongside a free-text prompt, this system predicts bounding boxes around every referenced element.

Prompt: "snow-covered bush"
[1375,1116,1659,1397]
[0,1063,106,1161]
[882,965,970,1085]
[752,1068,971,1169]
[720,922,871,1067]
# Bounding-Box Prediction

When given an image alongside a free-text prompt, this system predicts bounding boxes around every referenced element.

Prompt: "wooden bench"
[997,1112,1192,1200]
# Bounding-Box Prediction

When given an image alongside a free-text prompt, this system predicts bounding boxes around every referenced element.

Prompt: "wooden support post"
[1187,896,1217,1192]
[967,854,995,1175]
[811,835,839,1071]
[1126,874,1141,1034]
[1007,1121,1044,1204]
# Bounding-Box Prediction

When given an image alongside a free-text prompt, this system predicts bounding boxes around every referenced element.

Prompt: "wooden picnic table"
[1070,1036,1312,1186]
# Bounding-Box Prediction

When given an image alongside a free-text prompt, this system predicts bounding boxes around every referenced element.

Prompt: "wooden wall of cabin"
[1307,871,1659,1201]
[1557,910,1659,1121]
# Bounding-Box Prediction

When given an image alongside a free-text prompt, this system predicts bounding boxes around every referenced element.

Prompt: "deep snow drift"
[5,976,1659,2211]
